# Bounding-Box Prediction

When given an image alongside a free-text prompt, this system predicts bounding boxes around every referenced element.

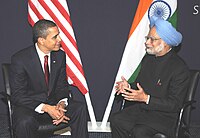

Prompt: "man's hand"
[53,115,70,125]
[42,104,65,120]
[56,101,67,113]
[42,103,70,125]
[115,76,129,95]
[122,83,148,103]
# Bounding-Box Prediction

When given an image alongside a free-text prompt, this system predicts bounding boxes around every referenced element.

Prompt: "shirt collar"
[35,43,50,57]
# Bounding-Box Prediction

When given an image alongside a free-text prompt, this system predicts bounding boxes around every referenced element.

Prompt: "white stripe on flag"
[101,12,148,127]
[59,31,82,64]
[44,1,75,39]
[163,0,177,14]
[66,54,88,90]
[28,5,39,22]
[115,12,148,81]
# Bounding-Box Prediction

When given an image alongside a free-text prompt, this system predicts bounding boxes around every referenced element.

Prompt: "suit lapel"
[30,47,47,89]
[49,52,57,93]
[30,47,60,95]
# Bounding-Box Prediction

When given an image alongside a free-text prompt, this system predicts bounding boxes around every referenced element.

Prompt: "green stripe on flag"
[168,10,177,28]
[128,63,141,83]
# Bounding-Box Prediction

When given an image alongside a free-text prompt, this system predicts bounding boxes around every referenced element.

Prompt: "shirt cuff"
[35,103,45,113]
[59,98,68,106]
[35,98,68,114]
[146,95,150,104]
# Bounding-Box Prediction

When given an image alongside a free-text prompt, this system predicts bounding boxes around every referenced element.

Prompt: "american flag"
[28,0,89,95]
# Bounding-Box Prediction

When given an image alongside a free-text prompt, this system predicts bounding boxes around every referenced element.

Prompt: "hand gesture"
[42,104,70,125]
[53,115,70,125]
[122,83,148,103]
[42,104,63,120]
[56,101,67,117]
[115,76,129,95]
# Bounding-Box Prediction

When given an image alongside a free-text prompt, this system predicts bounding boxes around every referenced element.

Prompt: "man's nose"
[145,39,151,45]
[57,35,62,42]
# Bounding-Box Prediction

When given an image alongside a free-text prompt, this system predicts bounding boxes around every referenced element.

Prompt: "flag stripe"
[28,13,35,26]
[127,0,152,83]
[28,0,43,22]
[28,0,89,95]
[102,0,153,126]
[114,10,150,82]
[65,57,87,89]
[61,43,84,75]
[51,0,72,27]
[40,1,83,74]
[38,0,77,48]
[67,66,88,94]
[37,0,84,76]
[128,63,141,83]
[129,0,153,38]
[43,1,75,39]
[168,10,177,28]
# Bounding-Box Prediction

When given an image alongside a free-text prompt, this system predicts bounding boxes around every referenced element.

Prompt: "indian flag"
[101,0,178,127]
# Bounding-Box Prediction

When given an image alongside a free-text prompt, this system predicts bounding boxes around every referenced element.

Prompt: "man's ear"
[161,40,167,47]
[38,37,45,45]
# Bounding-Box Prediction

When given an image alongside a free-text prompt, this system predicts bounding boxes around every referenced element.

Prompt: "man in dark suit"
[10,19,89,138]
[110,16,190,138]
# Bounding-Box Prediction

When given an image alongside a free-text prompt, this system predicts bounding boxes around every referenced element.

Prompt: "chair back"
[2,63,11,96]
[182,70,200,127]
[2,63,70,136]
[139,69,200,138]
[2,63,14,138]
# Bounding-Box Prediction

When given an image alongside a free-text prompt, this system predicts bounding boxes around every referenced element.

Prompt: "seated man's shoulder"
[52,49,65,57]
[12,46,34,59]
[171,53,188,69]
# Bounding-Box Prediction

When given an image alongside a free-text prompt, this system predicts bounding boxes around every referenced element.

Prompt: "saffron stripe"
[128,0,153,38]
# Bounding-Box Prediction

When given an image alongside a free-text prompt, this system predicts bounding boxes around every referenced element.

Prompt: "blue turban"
[149,16,182,46]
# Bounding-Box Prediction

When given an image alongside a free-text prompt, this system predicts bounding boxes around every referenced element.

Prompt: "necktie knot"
[44,55,48,63]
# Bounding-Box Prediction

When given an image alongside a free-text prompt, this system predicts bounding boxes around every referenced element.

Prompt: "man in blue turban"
[145,15,183,56]
[110,17,190,138]
[150,16,182,47]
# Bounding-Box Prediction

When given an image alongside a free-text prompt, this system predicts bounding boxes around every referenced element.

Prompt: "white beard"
[146,44,164,55]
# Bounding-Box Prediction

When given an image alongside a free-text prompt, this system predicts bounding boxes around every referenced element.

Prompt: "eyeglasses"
[145,36,161,43]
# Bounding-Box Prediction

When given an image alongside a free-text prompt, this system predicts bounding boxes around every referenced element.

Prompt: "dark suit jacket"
[128,50,190,135]
[10,46,70,111]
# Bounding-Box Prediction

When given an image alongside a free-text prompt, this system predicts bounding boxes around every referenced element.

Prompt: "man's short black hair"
[32,19,57,43]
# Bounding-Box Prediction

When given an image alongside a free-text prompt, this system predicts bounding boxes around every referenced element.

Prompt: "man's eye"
[53,36,57,39]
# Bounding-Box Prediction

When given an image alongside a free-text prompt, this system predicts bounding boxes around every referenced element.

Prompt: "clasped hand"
[42,102,70,125]
[115,76,148,103]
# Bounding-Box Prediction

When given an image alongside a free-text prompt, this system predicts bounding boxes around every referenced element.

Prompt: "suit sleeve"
[10,55,44,110]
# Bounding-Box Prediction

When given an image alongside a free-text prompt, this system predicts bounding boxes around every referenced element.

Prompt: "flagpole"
[101,87,115,127]
[84,93,97,127]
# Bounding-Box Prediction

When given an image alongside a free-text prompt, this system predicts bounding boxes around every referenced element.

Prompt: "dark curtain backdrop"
[0,0,199,124]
